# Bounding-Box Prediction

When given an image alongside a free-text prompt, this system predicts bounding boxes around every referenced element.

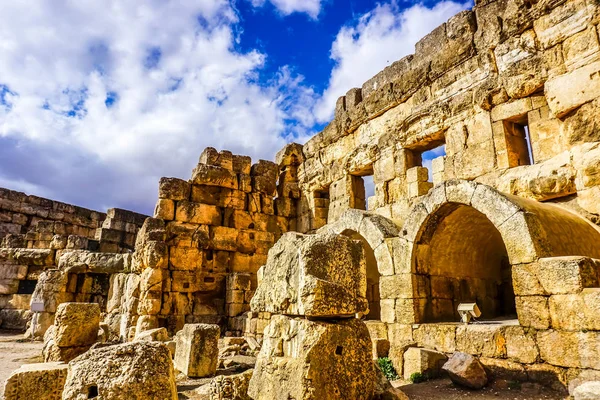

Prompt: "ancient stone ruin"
[3,0,600,398]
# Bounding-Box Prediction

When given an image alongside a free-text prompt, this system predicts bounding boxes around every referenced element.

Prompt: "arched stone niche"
[399,180,600,325]
[319,209,400,321]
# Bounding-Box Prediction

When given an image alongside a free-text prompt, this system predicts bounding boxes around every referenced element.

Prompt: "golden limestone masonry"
[3,0,600,398]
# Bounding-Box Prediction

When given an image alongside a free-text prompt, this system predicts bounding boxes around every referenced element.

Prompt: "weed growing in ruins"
[409,372,429,384]
[377,357,399,381]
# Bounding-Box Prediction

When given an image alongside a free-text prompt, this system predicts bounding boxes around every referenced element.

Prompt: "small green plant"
[508,380,522,390]
[377,357,399,381]
[409,372,429,384]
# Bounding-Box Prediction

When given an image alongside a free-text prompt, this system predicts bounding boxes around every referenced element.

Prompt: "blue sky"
[0,0,469,214]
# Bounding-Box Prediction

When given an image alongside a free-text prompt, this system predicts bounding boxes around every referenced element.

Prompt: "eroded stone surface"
[250,232,368,317]
[248,315,376,400]
[442,352,488,389]
[62,341,177,400]
[174,323,220,378]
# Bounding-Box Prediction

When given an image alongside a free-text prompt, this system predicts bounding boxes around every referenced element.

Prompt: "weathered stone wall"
[0,201,147,334]
[295,0,600,232]
[114,148,297,339]
[0,187,105,241]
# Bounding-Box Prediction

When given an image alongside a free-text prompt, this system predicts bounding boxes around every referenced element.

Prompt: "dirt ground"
[0,330,568,400]
[0,330,44,397]
[395,378,567,400]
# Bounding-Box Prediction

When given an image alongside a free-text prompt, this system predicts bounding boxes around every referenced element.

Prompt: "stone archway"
[401,180,600,324]
[319,209,400,320]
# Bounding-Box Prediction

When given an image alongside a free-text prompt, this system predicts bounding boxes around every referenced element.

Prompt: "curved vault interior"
[414,203,516,323]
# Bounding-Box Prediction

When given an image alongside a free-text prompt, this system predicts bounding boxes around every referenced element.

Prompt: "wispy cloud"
[247,0,323,19]
[315,0,471,122]
[0,1,316,214]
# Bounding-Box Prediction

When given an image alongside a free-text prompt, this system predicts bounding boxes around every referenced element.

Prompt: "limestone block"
[537,257,600,295]
[209,369,253,400]
[549,289,600,331]
[62,341,177,400]
[455,325,507,358]
[210,226,239,251]
[227,273,252,291]
[218,189,247,210]
[546,61,600,117]
[233,155,252,175]
[54,302,100,348]
[159,177,191,201]
[442,352,488,389]
[250,232,368,317]
[403,347,448,380]
[58,251,128,274]
[135,327,169,342]
[406,166,429,183]
[516,296,550,329]
[175,201,221,226]
[413,324,456,353]
[107,273,127,313]
[533,0,591,49]
[42,339,90,363]
[567,369,600,395]
[252,176,277,196]
[136,315,159,335]
[3,362,68,400]
[169,245,204,271]
[379,274,413,299]
[192,164,238,189]
[537,330,600,369]
[200,147,233,170]
[408,181,433,198]
[574,381,600,400]
[154,199,175,220]
[0,279,19,295]
[248,315,376,400]
[504,326,539,364]
[174,323,220,378]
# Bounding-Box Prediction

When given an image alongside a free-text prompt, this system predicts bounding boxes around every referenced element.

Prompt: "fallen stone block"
[248,315,376,400]
[62,341,177,400]
[442,352,488,389]
[3,362,68,400]
[209,369,253,400]
[403,347,448,380]
[574,381,600,400]
[54,302,100,347]
[174,323,220,378]
[135,327,169,342]
[43,338,92,363]
[250,232,368,317]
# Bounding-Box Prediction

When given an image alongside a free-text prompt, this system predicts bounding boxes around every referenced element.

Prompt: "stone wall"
[0,187,105,241]
[294,0,600,232]
[0,200,147,334]
[111,148,297,339]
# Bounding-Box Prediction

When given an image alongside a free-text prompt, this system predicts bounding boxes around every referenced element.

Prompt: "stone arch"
[319,209,400,320]
[400,179,600,324]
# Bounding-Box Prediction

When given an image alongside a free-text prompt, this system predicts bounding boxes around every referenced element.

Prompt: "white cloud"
[0,0,317,214]
[248,0,323,19]
[315,0,470,122]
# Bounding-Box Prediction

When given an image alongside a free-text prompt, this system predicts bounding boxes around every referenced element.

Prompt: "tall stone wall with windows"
[294,0,600,233]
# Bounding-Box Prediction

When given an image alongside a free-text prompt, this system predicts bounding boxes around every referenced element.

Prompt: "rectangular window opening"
[350,165,374,211]
[504,117,534,167]
[420,144,447,183]
[313,186,331,230]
